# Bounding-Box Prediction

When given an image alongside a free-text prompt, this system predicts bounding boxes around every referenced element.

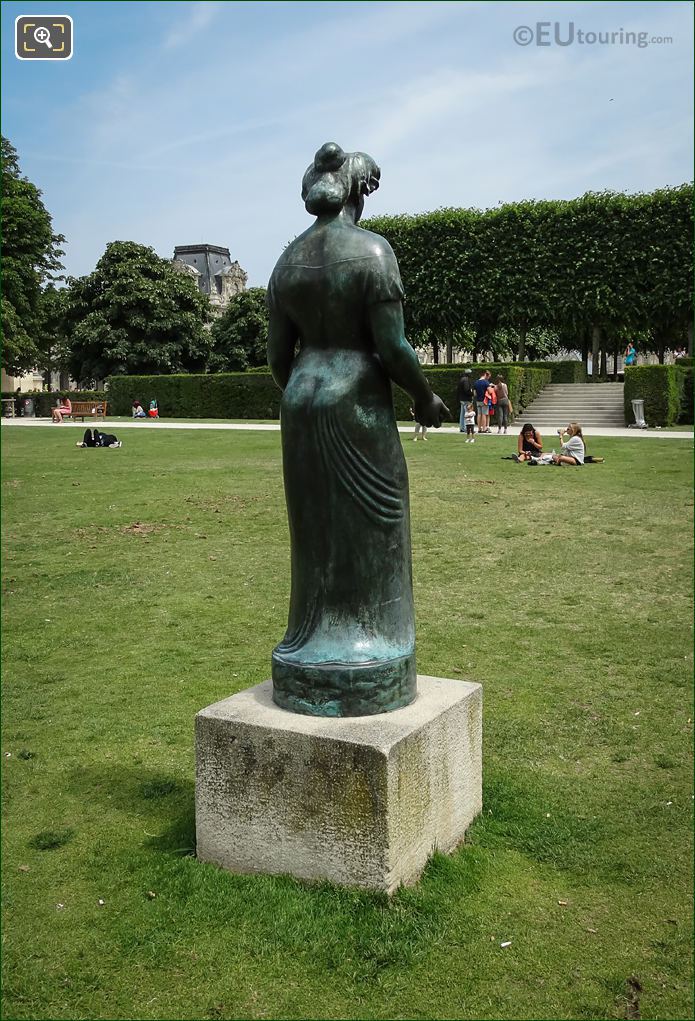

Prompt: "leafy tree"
[209,287,269,372]
[65,241,212,384]
[637,185,693,361]
[35,285,72,383]
[1,136,65,374]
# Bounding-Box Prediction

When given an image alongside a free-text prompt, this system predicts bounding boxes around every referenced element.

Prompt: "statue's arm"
[369,301,449,427]
[267,307,298,390]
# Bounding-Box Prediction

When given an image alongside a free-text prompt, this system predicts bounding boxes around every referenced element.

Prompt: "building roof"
[173,244,232,296]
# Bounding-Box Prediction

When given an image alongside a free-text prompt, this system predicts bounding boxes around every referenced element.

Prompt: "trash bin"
[23,398,35,417]
[631,398,647,429]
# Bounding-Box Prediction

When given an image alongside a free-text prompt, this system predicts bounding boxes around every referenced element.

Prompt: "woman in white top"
[552,422,585,465]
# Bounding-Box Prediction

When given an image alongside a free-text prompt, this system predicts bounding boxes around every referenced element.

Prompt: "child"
[464,402,476,442]
[148,398,159,419]
[409,406,427,442]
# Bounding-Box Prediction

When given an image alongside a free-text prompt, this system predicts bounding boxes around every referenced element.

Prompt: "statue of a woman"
[267,143,448,717]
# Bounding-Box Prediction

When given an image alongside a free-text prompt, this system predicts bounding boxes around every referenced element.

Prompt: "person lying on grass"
[552,422,585,465]
[76,428,122,448]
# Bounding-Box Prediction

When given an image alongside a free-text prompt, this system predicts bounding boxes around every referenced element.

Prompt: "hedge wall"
[624,366,693,426]
[1,390,108,418]
[673,367,689,422]
[522,360,587,383]
[415,359,583,383]
[108,364,551,423]
[401,364,551,422]
[106,373,282,419]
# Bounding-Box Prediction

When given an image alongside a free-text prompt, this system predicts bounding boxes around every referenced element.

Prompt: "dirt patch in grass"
[73,526,112,539]
[120,521,168,537]
[184,493,261,513]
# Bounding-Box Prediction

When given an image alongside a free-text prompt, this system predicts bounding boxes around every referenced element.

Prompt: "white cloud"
[162,1,221,50]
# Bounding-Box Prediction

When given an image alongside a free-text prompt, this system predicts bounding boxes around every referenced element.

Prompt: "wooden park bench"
[63,400,108,422]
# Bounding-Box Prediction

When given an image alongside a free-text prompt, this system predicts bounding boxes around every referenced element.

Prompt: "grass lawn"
[2,427,692,1021]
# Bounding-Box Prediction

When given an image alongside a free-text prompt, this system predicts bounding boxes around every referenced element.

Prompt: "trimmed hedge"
[106,374,282,419]
[1,390,108,418]
[624,366,693,426]
[522,360,587,383]
[419,359,584,383]
[403,364,551,422]
[107,364,551,423]
[673,367,689,422]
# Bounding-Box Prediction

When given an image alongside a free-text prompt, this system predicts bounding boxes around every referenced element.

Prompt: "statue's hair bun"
[313,142,346,173]
[301,143,380,216]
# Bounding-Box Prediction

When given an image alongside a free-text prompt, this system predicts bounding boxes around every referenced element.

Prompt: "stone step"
[517,381,626,426]
[523,406,624,414]
[522,403,625,410]
[518,419,625,425]
[527,393,624,399]
[519,420,625,427]
[521,405,624,412]
[520,402,624,410]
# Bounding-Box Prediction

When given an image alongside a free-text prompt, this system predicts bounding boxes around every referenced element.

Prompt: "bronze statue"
[267,143,448,717]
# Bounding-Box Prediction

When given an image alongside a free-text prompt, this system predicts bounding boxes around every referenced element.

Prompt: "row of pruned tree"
[364,184,693,372]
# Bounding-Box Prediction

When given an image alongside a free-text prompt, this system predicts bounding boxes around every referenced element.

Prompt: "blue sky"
[2,0,693,285]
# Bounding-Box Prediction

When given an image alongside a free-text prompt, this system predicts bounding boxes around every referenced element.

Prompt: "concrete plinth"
[195,675,482,892]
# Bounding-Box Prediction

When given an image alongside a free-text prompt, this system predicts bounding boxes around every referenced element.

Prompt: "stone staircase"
[518,383,625,429]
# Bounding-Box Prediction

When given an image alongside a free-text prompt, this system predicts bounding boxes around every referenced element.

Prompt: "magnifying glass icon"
[34,26,52,48]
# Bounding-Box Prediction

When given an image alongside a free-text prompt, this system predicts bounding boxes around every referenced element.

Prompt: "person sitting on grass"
[516,423,542,462]
[552,422,585,465]
[132,399,147,418]
[51,396,72,423]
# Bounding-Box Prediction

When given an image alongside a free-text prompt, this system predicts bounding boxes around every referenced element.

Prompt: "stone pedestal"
[195,675,482,893]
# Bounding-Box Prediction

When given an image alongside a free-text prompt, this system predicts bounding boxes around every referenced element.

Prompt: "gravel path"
[2,418,692,439]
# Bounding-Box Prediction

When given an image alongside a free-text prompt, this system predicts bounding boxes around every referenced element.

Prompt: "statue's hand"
[414,394,450,428]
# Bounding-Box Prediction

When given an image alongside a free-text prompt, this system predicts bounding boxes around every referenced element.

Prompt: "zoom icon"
[16,15,73,60]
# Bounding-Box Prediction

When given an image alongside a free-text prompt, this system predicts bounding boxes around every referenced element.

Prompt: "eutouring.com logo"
[513,22,673,48]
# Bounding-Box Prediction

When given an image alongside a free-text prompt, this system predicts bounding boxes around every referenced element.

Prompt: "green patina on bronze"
[267,143,448,717]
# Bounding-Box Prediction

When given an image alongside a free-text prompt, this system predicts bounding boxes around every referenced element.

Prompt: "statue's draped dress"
[268,219,417,716]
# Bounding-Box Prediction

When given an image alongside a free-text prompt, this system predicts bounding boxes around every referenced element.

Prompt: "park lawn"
[1,426,692,1021]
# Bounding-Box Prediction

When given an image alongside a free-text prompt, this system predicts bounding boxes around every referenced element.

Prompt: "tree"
[1,136,65,374]
[208,287,269,372]
[637,185,693,362]
[65,241,212,384]
[35,284,73,385]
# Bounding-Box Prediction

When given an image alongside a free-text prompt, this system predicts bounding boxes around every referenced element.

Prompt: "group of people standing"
[457,370,512,440]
